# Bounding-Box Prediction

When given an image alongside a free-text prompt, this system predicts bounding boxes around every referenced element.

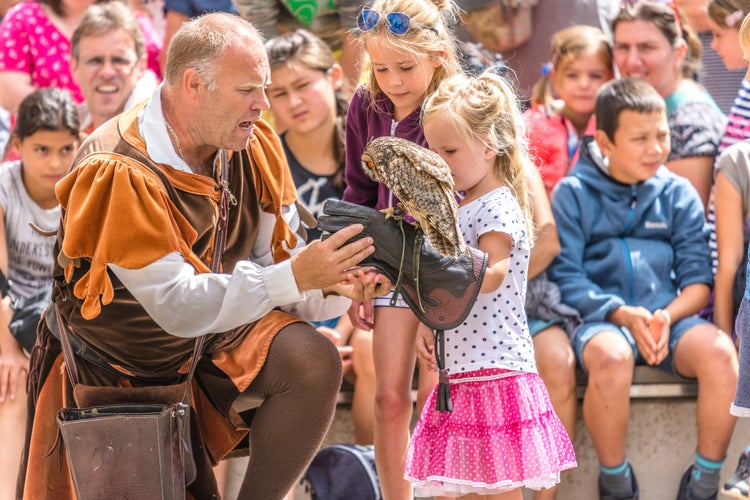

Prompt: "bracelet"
[660,309,671,325]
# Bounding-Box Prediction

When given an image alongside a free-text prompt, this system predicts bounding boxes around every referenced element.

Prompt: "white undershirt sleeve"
[109,204,350,337]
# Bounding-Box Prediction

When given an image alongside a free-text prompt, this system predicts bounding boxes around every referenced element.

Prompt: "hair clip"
[541,62,552,76]
[725,10,745,28]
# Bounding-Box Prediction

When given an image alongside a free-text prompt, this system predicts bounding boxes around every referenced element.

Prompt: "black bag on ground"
[301,444,382,500]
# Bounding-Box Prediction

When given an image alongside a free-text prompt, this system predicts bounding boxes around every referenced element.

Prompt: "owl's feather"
[361,137,467,258]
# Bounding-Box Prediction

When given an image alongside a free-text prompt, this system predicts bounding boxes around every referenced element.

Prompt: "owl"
[361,136,467,258]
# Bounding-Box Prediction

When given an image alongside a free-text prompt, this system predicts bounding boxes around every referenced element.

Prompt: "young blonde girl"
[0,87,80,499]
[342,1,462,497]
[525,24,614,195]
[407,70,576,500]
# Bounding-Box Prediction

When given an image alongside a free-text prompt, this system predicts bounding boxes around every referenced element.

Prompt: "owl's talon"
[380,207,395,219]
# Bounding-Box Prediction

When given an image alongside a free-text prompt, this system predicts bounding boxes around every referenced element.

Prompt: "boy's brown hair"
[595,78,666,141]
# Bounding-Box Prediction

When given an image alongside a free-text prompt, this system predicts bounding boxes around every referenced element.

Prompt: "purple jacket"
[343,87,427,210]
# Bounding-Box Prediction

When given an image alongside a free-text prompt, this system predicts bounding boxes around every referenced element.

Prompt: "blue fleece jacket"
[547,137,713,323]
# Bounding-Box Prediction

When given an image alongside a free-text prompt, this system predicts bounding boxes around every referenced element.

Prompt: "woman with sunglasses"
[341,1,462,498]
[613,0,726,211]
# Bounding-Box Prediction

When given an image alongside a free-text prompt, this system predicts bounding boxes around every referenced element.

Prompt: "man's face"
[72,28,145,127]
[194,39,271,152]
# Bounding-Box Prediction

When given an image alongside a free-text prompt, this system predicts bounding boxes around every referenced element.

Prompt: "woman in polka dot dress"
[405,71,577,499]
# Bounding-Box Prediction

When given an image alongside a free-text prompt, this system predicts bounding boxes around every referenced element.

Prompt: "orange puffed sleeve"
[55,156,205,319]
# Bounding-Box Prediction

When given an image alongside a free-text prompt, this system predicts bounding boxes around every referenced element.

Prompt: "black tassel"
[434,329,453,412]
[437,368,453,412]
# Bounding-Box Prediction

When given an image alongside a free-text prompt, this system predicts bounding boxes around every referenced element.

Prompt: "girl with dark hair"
[0,87,80,499]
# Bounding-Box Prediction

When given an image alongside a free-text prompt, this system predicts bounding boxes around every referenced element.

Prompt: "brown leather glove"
[317,199,487,331]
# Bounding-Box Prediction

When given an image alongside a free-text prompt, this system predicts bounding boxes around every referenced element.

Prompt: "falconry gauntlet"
[317,199,487,331]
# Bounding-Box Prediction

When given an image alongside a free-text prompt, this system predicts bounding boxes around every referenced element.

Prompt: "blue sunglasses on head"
[357,8,438,36]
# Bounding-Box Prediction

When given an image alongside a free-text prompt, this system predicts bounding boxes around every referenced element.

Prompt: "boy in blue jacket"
[548,78,739,500]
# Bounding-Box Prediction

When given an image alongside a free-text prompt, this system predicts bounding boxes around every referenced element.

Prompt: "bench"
[327,365,749,500]
[336,365,698,405]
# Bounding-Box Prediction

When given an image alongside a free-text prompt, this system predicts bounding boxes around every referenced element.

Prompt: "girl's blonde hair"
[741,10,750,48]
[422,71,534,241]
[359,0,462,97]
[530,25,613,107]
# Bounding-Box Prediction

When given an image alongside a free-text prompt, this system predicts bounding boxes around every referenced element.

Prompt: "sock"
[689,452,724,498]
[600,459,634,496]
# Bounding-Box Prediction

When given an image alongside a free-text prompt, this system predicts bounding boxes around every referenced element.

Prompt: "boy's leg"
[673,322,738,498]
[580,329,634,467]
[576,325,638,498]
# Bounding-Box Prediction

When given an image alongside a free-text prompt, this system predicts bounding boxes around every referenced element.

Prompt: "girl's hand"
[415,323,437,372]
[346,300,374,330]
[325,267,392,302]
[0,296,28,403]
[317,326,354,373]
[0,341,29,403]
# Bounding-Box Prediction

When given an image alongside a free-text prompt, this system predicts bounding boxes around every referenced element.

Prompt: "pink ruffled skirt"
[405,368,576,497]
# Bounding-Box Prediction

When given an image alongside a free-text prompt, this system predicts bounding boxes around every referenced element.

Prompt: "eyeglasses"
[357,8,438,36]
[619,0,683,34]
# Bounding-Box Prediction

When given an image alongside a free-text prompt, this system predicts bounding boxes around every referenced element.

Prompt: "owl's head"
[361,136,443,183]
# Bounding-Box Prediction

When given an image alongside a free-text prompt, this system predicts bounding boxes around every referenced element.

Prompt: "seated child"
[548,77,739,500]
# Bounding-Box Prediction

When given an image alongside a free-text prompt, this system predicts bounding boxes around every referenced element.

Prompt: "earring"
[601,155,610,169]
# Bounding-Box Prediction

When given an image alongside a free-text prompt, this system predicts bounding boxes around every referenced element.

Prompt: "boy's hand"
[610,305,663,365]
[415,323,437,371]
[649,309,670,365]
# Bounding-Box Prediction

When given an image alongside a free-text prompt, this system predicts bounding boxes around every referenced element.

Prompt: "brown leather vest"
[55,113,264,382]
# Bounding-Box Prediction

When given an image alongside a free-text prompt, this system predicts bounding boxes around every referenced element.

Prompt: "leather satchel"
[54,303,201,500]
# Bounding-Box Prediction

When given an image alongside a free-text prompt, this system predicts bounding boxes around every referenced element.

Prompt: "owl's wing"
[419,155,454,186]
[401,177,466,258]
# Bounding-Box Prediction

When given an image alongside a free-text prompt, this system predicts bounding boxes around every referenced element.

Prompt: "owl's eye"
[362,157,374,170]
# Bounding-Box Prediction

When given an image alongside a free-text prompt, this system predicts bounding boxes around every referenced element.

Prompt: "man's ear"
[594,129,612,157]
[183,67,204,96]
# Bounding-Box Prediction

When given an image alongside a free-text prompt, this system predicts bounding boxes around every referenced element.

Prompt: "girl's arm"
[666,156,714,211]
[526,164,560,279]
[342,91,379,207]
[477,230,512,294]
[0,72,34,116]
[0,211,25,403]
[714,170,745,334]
